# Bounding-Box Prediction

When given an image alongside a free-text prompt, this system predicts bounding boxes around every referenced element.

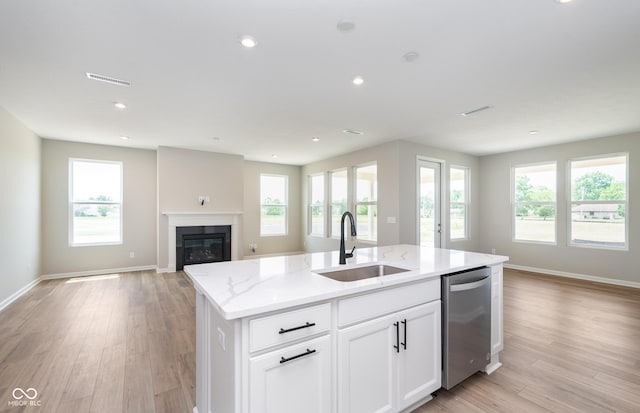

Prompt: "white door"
[249,335,331,413]
[338,314,397,413]
[418,160,442,247]
[396,302,442,411]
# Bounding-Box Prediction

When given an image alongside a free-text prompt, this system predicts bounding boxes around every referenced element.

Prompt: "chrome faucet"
[339,211,357,265]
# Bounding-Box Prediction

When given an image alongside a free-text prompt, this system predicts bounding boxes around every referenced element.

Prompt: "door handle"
[401,319,407,350]
[393,322,400,353]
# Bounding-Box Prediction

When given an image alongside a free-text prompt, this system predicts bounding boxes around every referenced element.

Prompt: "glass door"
[418,160,441,247]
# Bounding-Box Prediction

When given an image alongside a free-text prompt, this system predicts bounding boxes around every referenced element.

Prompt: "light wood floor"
[416,269,640,413]
[1,269,639,412]
[0,271,195,413]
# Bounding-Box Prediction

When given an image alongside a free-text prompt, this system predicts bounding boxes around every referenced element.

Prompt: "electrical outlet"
[491,248,496,254]
[129,251,135,258]
[249,243,257,253]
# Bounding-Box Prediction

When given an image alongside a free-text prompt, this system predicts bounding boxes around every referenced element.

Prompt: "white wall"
[478,132,640,284]
[301,140,481,253]
[157,147,244,269]
[41,140,157,276]
[243,161,303,257]
[0,107,41,306]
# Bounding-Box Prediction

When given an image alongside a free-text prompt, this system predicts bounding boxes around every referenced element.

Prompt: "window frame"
[449,165,469,241]
[567,153,628,251]
[69,158,123,247]
[329,168,349,239]
[511,161,558,245]
[353,162,378,243]
[308,172,326,237]
[259,173,289,237]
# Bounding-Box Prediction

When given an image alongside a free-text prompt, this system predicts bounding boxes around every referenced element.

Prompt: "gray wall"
[157,147,244,269]
[0,107,41,306]
[478,132,640,283]
[41,139,157,276]
[301,140,481,253]
[243,161,303,257]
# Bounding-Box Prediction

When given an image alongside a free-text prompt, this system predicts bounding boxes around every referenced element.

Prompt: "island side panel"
[210,300,240,413]
[486,263,504,374]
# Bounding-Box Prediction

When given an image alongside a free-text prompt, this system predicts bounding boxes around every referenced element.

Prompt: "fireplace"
[176,225,231,271]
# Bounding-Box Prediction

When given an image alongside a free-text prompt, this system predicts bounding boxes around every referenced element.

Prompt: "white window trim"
[260,174,288,237]
[69,158,123,247]
[511,161,558,245]
[449,165,469,242]
[308,172,326,237]
[353,162,378,244]
[567,153,629,251]
[329,168,348,239]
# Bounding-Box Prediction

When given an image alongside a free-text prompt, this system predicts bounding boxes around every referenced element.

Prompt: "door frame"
[416,156,446,248]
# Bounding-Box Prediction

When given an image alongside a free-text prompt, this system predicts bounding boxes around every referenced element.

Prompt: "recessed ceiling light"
[113,102,126,109]
[337,20,356,32]
[403,52,419,63]
[529,130,539,135]
[352,76,364,86]
[271,154,278,159]
[460,106,492,116]
[120,135,130,140]
[343,129,364,135]
[311,137,320,142]
[240,35,258,48]
[211,136,221,141]
[555,0,574,4]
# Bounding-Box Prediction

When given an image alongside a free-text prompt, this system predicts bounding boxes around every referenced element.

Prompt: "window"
[260,174,288,236]
[513,162,557,243]
[354,164,377,242]
[330,169,348,238]
[569,154,627,249]
[309,174,325,236]
[450,166,468,240]
[70,159,122,246]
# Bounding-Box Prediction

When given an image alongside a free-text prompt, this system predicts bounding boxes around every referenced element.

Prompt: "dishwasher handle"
[450,276,490,292]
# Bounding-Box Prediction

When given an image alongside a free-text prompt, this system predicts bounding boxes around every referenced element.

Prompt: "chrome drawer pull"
[280,348,316,364]
[278,321,316,334]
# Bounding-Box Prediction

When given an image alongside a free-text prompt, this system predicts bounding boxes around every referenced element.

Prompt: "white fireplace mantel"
[163,211,242,272]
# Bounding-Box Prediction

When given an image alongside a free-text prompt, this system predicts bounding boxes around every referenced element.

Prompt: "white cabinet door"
[490,265,503,354]
[338,313,397,413]
[396,301,441,411]
[249,335,331,413]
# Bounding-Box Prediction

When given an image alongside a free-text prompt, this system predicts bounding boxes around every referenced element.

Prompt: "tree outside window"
[513,162,557,243]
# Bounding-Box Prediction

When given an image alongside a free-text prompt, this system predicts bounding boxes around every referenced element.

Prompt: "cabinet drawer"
[249,303,331,353]
[338,278,440,327]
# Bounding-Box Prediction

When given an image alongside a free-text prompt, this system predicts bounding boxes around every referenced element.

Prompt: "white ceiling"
[1,0,639,165]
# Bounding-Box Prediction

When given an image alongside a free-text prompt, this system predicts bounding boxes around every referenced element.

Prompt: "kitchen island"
[185,244,508,413]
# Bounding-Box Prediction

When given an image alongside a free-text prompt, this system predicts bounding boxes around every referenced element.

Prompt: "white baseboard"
[0,277,42,312]
[156,267,171,274]
[504,263,640,289]
[41,265,157,280]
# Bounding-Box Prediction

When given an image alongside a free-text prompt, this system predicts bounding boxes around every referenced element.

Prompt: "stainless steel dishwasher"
[441,266,492,389]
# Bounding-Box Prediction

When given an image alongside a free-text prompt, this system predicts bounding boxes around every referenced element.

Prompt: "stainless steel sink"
[316,264,410,282]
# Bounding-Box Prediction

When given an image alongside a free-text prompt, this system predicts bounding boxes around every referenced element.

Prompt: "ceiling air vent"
[342,129,364,135]
[86,72,131,87]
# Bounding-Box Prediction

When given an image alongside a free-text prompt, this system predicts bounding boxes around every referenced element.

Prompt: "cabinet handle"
[393,322,400,353]
[278,322,316,335]
[401,319,407,350]
[279,348,316,364]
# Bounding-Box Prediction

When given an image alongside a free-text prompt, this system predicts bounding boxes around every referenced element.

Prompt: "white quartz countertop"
[184,244,508,320]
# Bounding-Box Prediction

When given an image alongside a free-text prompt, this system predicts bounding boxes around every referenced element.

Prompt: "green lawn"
[73,215,120,244]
